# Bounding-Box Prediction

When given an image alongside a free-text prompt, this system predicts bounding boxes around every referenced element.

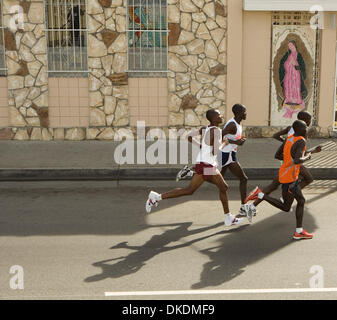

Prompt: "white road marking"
[105,288,337,297]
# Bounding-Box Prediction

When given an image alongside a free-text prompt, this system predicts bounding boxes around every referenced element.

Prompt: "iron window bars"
[127,0,168,75]
[44,0,88,76]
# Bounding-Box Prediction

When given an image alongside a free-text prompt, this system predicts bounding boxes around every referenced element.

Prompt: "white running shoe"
[247,203,258,217]
[176,165,194,182]
[224,213,243,227]
[145,191,161,213]
[238,204,247,217]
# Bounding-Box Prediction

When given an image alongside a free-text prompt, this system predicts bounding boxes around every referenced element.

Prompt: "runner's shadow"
[192,212,316,289]
[84,221,248,282]
[191,185,337,289]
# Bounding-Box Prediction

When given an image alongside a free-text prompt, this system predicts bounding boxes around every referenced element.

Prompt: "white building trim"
[243,0,337,11]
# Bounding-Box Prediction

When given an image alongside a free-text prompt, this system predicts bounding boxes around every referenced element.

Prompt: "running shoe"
[176,165,194,182]
[244,204,254,223]
[293,229,314,240]
[244,186,262,203]
[238,204,247,217]
[247,203,258,217]
[224,214,243,227]
[145,191,160,213]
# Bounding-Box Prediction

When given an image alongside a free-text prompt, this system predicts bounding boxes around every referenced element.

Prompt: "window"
[0,1,6,76]
[127,0,168,76]
[272,11,314,26]
[45,0,88,77]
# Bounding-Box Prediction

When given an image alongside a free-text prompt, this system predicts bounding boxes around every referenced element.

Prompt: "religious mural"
[271,26,317,126]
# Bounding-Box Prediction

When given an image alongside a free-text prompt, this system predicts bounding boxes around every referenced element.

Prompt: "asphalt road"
[0,179,337,300]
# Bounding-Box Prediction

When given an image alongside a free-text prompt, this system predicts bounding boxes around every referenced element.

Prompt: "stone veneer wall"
[87,0,129,140]
[167,0,227,127]
[3,0,50,140]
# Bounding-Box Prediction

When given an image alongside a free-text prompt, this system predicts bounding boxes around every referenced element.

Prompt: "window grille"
[0,1,6,76]
[44,0,88,77]
[272,11,314,25]
[127,0,168,76]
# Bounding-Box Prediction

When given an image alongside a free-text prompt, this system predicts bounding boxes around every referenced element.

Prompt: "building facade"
[0,0,336,141]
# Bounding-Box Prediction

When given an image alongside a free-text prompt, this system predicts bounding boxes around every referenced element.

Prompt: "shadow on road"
[84,222,248,282]
[192,187,337,289]
[85,185,337,286]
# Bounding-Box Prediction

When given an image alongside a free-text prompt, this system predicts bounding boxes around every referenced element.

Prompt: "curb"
[0,168,336,181]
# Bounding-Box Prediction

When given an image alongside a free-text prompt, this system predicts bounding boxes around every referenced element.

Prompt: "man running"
[245,111,321,216]
[245,120,314,240]
[146,109,247,227]
[220,104,248,217]
[176,104,250,218]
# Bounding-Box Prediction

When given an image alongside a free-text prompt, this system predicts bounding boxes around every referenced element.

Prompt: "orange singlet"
[279,134,306,184]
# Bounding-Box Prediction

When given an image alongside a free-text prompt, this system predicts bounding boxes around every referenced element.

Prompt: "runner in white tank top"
[222,118,242,153]
[145,109,246,226]
[220,104,250,217]
[195,126,220,166]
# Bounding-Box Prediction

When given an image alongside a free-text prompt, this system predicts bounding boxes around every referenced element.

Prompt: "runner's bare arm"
[292,140,311,164]
[274,142,285,160]
[222,122,246,145]
[209,128,227,155]
[273,126,291,142]
[306,145,322,154]
[222,122,236,137]
[187,126,206,148]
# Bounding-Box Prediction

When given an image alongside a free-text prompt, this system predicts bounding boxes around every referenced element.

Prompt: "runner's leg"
[227,162,248,204]
[262,187,294,212]
[253,174,280,207]
[208,171,230,214]
[299,166,313,189]
[162,173,204,199]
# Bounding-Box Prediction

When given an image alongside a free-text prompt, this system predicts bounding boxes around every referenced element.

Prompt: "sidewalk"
[0,138,336,181]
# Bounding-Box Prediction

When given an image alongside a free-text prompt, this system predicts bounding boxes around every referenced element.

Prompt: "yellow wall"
[242,11,272,126]
[317,12,336,129]
[226,0,243,121]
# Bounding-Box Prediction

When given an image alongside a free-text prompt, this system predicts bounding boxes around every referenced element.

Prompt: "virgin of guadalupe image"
[279,40,308,118]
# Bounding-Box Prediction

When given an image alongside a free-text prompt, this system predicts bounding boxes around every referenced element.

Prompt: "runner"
[245,120,314,240]
[245,111,322,216]
[176,104,250,217]
[146,109,248,226]
[220,104,248,217]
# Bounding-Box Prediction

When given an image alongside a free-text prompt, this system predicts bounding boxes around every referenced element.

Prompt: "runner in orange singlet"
[244,120,314,240]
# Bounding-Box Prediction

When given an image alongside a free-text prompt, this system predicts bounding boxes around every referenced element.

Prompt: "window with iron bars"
[272,11,314,25]
[127,0,168,77]
[0,1,6,76]
[44,0,88,77]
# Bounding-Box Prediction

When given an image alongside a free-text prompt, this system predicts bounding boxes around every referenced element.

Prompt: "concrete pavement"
[0,138,336,181]
[0,179,337,300]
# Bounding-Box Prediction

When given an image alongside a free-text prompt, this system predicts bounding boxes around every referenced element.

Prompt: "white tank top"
[195,126,220,166]
[222,118,242,152]
[288,127,294,137]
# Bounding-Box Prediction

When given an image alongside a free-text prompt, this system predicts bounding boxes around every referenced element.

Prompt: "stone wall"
[3,0,50,140]
[87,0,129,140]
[167,0,227,127]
